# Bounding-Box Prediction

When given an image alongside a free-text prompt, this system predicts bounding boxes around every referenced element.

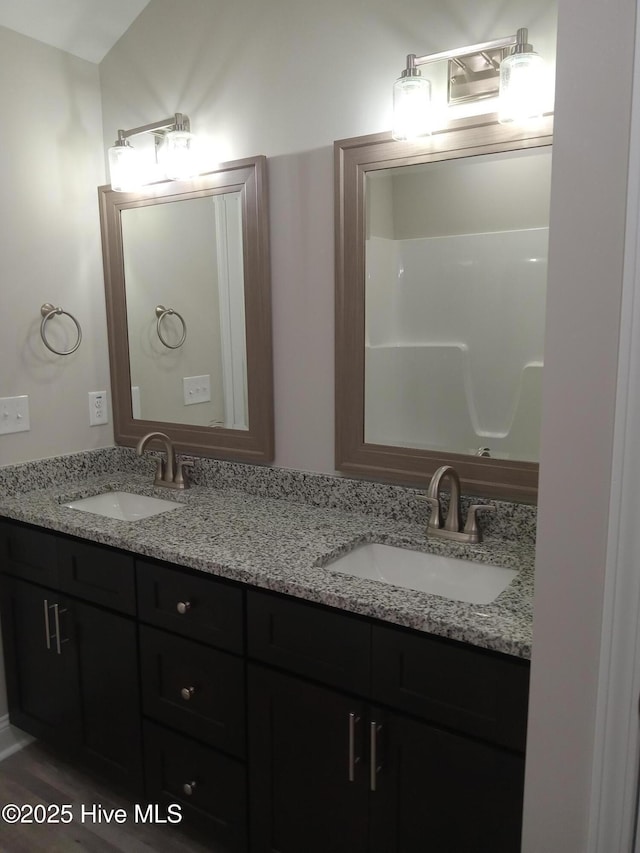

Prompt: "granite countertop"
[0,471,535,659]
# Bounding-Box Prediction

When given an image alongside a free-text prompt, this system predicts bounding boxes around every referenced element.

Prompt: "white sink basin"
[326,543,518,604]
[63,491,183,521]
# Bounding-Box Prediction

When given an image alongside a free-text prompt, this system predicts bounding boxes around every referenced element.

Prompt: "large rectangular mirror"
[335,116,553,501]
[99,156,273,462]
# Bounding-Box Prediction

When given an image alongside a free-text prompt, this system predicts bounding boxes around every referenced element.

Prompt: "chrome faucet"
[422,465,495,544]
[136,431,190,490]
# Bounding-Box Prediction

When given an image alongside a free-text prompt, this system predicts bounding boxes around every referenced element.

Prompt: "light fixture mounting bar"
[411,33,519,68]
[116,113,190,143]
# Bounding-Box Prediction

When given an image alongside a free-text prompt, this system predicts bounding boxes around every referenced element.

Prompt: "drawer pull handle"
[176,601,191,615]
[183,781,197,796]
[180,686,195,701]
[348,712,361,782]
[370,720,382,792]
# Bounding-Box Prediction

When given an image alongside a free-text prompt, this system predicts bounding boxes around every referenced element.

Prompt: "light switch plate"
[0,395,30,435]
[183,374,211,406]
[89,391,109,426]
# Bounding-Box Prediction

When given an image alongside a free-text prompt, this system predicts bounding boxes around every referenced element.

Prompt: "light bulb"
[498,31,546,124]
[108,141,141,193]
[392,72,432,141]
[160,129,199,181]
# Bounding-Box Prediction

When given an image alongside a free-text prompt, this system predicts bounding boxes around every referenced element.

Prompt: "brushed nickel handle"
[43,600,52,650]
[182,781,197,796]
[53,605,69,655]
[176,601,191,615]
[348,712,361,782]
[370,720,382,792]
[180,686,195,701]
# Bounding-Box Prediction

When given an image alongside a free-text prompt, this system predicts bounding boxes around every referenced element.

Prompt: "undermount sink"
[326,543,518,604]
[63,491,183,521]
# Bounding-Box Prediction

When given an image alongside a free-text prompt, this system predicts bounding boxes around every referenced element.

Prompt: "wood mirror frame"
[335,114,553,503]
[99,155,274,463]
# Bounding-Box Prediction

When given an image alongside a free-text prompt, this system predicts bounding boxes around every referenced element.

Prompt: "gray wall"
[0,26,112,467]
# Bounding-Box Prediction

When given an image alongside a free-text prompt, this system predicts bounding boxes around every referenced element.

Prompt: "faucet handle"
[417,495,441,529]
[153,457,165,483]
[174,458,192,489]
[463,504,496,543]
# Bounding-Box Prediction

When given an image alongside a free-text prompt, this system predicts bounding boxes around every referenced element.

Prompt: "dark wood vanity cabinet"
[0,522,142,794]
[247,590,528,853]
[0,519,530,853]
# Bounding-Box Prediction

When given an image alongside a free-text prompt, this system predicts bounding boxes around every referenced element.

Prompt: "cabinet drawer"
[247,591,371,695]
[140,625,245,757]
[137,560,243,653]
[0,521,59,587]
[143,720,247,852]
[57,538,135,615]
[372,625,529,751]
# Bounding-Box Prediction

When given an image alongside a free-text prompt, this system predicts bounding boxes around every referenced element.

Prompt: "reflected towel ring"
[40,303,82,355]
[155,305,187,349]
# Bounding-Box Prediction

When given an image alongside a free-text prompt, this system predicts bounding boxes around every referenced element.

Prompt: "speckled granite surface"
[0,449,537,659]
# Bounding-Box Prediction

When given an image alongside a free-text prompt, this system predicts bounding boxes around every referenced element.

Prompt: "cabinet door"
[0,576,80,744]
[0,576,142,793]
[248,664,369,853]
[369,709,524,853]
[73,600,143,793]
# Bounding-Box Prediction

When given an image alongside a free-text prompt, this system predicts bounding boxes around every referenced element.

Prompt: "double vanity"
[0,448,534,852]
[0,105,551,853]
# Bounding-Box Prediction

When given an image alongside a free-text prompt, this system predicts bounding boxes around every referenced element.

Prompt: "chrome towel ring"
[40,303,82,355]
[155,305,187,349]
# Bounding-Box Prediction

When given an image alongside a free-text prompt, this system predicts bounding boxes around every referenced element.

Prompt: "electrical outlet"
[0,396,30,435]
[183,375,211,406]
[89,391,109,426]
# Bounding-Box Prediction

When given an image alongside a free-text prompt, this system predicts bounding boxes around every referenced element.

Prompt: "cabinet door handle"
[176,601,191,615]
[43,599,52,650]
[182,781,197,796]
[348,712,361,782]
[180,686,195,701]
[53,604,69,655]
[370,720,382,792]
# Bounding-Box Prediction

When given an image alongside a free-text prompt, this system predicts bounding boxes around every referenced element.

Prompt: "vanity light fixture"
[107,112,198,192]
[392,27,545,140]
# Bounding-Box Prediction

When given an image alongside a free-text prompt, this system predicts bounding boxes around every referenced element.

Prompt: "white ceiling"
[0,0,150,63]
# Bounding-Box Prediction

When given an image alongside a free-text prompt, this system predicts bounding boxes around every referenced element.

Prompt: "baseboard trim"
[0,714,33,762]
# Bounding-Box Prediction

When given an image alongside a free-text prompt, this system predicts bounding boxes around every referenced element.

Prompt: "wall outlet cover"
[89,391,109,426]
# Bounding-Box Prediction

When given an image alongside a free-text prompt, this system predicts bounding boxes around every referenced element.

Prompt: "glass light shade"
[108,143,141,193]
[392,74,432,141]
[160,129,198,180]
[498,51,546,124]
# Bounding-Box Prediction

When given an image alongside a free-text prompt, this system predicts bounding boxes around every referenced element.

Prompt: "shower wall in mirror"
[365,149,550,462]
[335,115,553,501]
[99,156,273,463]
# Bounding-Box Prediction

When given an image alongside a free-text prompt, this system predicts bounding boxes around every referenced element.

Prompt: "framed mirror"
[335,115,553,502]
[99,155,273,462]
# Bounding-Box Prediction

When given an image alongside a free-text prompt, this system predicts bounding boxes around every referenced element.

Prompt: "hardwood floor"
[0,741,225,852]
